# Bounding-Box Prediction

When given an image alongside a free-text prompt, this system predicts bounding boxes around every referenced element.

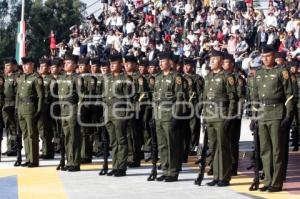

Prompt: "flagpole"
[21,0,25,21]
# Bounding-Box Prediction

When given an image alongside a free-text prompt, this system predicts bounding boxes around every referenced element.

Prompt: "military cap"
[109,53,122,62]
[64,52,77,62]
[124,55,137,63]
[138,57,149,67]
[50,58,62,66]
[275,52,286,59]
[21,56,34,64]
[183,57,195,66]
[39,58,51,66]
[158,51,172,60]
[90,57,100,66]
[99,59,110,67]
[223,53,234,62]
[149,59,159,67]
[3,57,17,65]
[261,45,275,54]
[78,56,90,65]
[210,50,224,58]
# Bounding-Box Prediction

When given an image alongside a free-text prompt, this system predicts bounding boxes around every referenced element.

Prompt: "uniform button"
[209,105,212,108]
[262,94,265,97]
[263,85,266,87]
[159,89,162,91]
[109,89,111,91]
[108,97,111,100]
[209,88,212,91]
[273,105,276,107]
[208,97,212,100]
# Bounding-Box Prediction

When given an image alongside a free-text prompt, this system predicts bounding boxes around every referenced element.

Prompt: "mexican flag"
[15,21,26,64]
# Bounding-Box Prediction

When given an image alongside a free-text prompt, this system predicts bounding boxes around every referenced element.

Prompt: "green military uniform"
[153,59,187,180]
[203,66,237,184]
[2,71,18,154]
[78,72,97,163]
[16,57,43,166]
[38,73,55,158]
[290,62,299,152]
[57,72,81,170]
[252,58,293,189]
[102,72,130,173]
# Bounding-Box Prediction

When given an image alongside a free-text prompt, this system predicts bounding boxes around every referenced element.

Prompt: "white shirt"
[125,22,135,34]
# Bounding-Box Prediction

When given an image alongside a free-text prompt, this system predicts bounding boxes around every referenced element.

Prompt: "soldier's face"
[51,66,59,74]
[91,65,98,74]
[261,52,275,67]
[160,59,170,71]
[139,65,147,75]
[124,62,135,72]
[4,63,14,74]
[64,60,75,72]
[209,56,223,71]
[39,64,49,74]
[23,63,34,74]
[222,60,233,71]
[110,61,121,73]
[148,66,156,74]
[78,64,88,73]
[290,66,297,74]
[183,64,193,74]
[101,66,109,74]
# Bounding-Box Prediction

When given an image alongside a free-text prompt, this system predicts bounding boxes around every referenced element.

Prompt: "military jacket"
[202,70,237,122]
[3,73,18,107]
[16,73,44,115]
[252,66,294,120]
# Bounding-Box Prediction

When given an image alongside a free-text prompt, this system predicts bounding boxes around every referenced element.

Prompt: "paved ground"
[0,119,299,199]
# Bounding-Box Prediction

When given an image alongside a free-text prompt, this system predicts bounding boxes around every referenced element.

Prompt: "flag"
[15,21,26,64]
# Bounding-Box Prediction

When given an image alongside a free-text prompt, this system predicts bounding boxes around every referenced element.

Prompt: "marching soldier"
[252,45,294,192]
[57,54,81,171]
[154,52,188,182]
[222,53,246,176]
[203,50,237,187]
[38,58,55,159]
[0,66,5,160]
[2,58,18,156]
[16,57,44,167]
[275,52,287,68]
[102,53,130,177]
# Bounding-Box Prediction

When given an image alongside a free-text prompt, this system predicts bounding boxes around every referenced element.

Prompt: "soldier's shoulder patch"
[138,77,144,86]
[228,76,235,85]
[176,76,182,85]
[282,70,289,80]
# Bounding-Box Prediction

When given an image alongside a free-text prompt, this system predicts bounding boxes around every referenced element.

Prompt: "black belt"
[260,99,283,105]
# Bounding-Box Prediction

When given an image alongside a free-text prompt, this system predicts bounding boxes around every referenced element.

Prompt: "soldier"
[102,53,130,177]
[123,55,144,167]
[2,58,18,156]
[50,58,62,154]
[222,53,246,176]
[38,58,55,159]
[137,58,152,159]
[57,54,81,171]
[203,50,237,187]
[154,52,188,182]
[16,57,43,167]
[182,57,204,158]
[252,45,294,192]
[289,61,299,152]
[77,56,97,164]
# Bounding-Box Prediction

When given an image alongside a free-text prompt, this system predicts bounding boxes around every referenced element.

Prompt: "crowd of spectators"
[51,0,300,75]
